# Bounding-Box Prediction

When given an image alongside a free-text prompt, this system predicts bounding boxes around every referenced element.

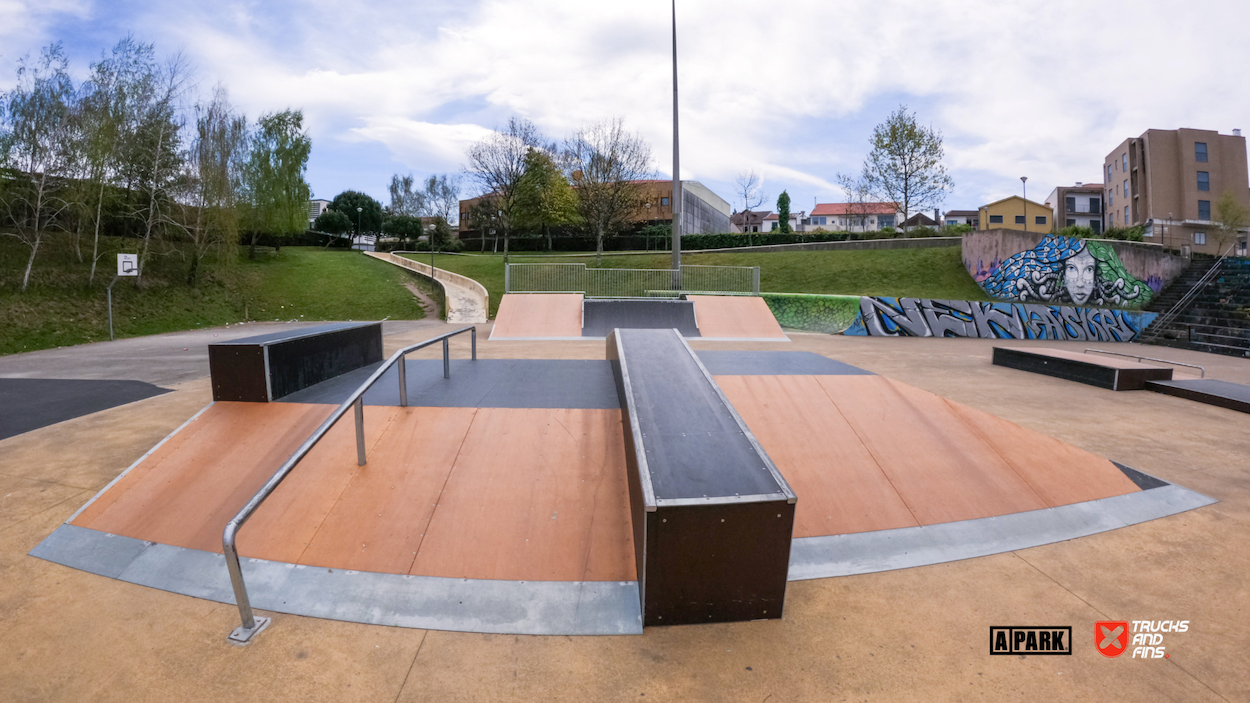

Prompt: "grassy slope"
[0,240,428,355]
[409,247,988,317]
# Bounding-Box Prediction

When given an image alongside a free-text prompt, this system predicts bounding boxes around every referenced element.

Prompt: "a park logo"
[989,626,1072,655]
[1096,621,1130,658]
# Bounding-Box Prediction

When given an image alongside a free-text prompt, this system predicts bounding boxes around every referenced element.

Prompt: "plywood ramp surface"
[492,293,583,338]
[72,401,344,553]
[410,408,635,582]
[715,375,918,537]
[690,295,787,339]
[1014,347,1170,370]
[719,374,1142,535]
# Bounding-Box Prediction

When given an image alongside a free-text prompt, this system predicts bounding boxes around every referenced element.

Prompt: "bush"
[904,226,941,238]
[942,223,974,235]
[1100,225,1146,242]
[1056,225,1096,239]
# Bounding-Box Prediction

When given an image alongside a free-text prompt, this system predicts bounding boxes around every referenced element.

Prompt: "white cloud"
[4,0,1250,211]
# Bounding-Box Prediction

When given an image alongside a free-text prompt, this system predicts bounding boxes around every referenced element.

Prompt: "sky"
[3,0,1249,221]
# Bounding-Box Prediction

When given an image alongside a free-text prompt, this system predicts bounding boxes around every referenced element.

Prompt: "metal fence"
[505,263,759,297]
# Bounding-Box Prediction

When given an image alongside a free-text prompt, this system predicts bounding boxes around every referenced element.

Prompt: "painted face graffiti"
[980,235,1154,309]
[1063,248,1097,305]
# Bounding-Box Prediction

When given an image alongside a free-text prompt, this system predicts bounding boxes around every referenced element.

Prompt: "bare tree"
[465,116,546,263]
[0,44,77,291]
[836,173,872,233]
[734,170,765,240]
[422,174,461,224]
[860,105,952,231]
[563,118,654,264]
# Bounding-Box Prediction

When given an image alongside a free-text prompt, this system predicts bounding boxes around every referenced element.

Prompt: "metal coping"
[30,525,642,636]
[210,321,381,347]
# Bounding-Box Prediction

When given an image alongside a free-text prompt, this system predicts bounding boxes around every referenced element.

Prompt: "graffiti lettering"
[848,297,1156,342]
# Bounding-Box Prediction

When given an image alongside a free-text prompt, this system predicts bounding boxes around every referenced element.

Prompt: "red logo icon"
[1096,621,1129,658]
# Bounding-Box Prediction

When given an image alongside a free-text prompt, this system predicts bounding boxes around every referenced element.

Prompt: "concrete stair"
[1140,255,1250,357]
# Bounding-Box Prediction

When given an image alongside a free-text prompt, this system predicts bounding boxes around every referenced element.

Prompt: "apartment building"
[1044,183,1103,234]
[1104,128,1249,255]
[307,199,332,226]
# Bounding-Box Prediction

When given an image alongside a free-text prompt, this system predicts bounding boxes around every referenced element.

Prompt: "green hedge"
[762,293,862,334]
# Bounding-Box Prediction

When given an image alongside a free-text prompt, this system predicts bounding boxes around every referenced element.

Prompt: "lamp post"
[1020,177,1028,233]
[670,0,682,277]
[499,209,507,265]
[644,202,653,250]
[356,207,363,249]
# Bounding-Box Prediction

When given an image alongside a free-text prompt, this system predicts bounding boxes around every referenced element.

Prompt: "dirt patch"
[404,281,442,319]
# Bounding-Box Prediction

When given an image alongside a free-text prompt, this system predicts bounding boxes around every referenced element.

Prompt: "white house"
[807,202,902,232]
[308,199,332,226]
[762,210,806,232]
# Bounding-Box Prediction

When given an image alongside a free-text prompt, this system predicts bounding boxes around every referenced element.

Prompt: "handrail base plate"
[227,616,271,645]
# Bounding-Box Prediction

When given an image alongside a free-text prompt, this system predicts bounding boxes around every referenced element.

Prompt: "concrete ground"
[1,322,1247,702]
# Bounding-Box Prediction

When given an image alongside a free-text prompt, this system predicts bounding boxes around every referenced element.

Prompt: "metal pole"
[443,338,450,379]
[354,397,366,466]
[505,263,510,293]
[107,278,116,341]
[471,327,477,359]
[670,0,682,273]
[397,352,408,407]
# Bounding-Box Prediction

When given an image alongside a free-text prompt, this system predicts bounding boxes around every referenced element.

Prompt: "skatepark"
[4,267,1250,700]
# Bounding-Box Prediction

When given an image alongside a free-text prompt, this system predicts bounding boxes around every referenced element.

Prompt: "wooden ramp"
[489,294,584,340]
[70,401,635,582]
[689,295,788,340]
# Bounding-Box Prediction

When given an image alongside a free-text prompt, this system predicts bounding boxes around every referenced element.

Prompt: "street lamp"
[498,209,507,265]
[644,202,653,250]
[356,207,363,249]
[1020,177,1028,233]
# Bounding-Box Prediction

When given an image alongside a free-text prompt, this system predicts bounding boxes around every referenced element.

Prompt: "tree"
[388,173,425,218]
[313,209,351,236]
[513,147,579,250]
[1213,192,1249,255]
[329,190,382,246]
[0,44,77,291]
[73,36,155,283]
[382,213,424,249]
[176,85,248,285]
[431,216,454,250]
[465,116,547,263]
[836,172,873,232]
[860,105,952,231]
[734,170,765,242]
[242,109,311,257]
[563,118,654,264]
[776,191,792,234]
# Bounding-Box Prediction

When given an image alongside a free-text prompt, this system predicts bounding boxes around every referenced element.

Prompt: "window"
[1090,220,1102,234]
[1015,215,1026,224]
[1090,197,1101,214]
[1123,154,1128,171]
[1124,179,1129,198]
[1198,171,1210,191]
[946,219,959,226]
[1110,211,1115,225]
[1194,232,1206,245]
[1198,200,1211,220]
[1066,196,1076,211]
[818,216,827,225]
[1107,164,1113,180]
[990,215,1004,224]
[878,215,895,228]
[660,197,670,206]
[1109,190,1113,207]
[1067,219,1076,227]
[1125,206,1129,223]
[1195,142,1208,162]
[770,222,778,231]
[1036,216,1047,226]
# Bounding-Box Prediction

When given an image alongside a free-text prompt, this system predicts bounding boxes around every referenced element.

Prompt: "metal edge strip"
[787,483,1217,581]
[211,321,382,347]
[655,492,792,508]
[29,525,642,636]
[63,402,216,525]
[613,330,658,511]
[675,330,798,503]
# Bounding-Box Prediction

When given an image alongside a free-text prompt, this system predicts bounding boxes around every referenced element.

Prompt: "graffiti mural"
[846,297,1158,342]
[979,235,1155,309]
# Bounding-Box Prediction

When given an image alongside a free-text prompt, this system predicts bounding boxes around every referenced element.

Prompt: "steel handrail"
[1083,348,1205,378]
[1142,248,1234,341]
[222,325,477,643]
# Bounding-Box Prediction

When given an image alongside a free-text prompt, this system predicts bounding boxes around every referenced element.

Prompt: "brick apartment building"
[1044,183,1103,234]
[1104,128,1250,255]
